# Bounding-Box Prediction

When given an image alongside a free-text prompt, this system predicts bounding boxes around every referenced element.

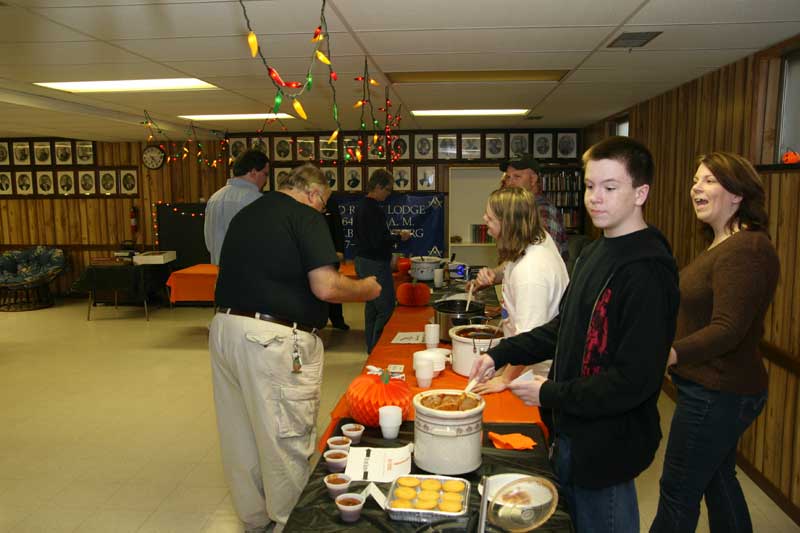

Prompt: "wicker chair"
[0,247,66,311]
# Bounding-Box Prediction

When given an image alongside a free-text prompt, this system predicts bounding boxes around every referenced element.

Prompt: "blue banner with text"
[335,193,445,260]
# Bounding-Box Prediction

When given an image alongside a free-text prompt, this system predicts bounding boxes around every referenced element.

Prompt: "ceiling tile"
[582,48,760,69]
[374,51,590,72]
[630,0,800,24]
[0,41,152,65]
[616,21,800,50]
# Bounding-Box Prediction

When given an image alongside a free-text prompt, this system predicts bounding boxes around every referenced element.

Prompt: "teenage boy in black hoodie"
[470,136,680,533]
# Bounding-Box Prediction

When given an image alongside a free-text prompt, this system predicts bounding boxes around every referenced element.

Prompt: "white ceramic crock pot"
[413,389,485,475]
[449,324,503,377]
[409,256,443,281]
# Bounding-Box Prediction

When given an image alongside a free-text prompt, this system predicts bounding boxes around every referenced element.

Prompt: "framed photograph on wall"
[509,133,530,158]
[78,170,96,195]
[485,133,505,159]
[344,167,363,192]
[367,135,386,160]
[273,137,293,161]
[533,133,553,159]
[557,132,578,159]
[33,142,52,165]
[437,134,457,160]
[249,137,269,155]
[414,134,433,160]
[0,142,10,165]
[228,137,247,160]
[54,141,73,165]
[296,136,316,160]
[119,168,138,195]
[56,170,75,195]
[36,170,54,195]
[460,134,481,160]
[320,139,338,161]
[392,135,410,160]
[0,172,12,195]
[13,142,31,165]
[75,141,94,165]
[392,166,412,192]
[99,169,117,195]
[15,171,33,195]
[343,135,362,163]
[321,167,339,191]
[273,167,292,187]
[416,166,436,191]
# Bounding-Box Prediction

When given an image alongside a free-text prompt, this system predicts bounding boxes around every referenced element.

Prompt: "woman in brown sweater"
[650,153,779,533]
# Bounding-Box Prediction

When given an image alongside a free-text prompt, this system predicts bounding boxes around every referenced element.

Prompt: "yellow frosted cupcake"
[442,492,463,503]
[421,479,442,491]
[413,498,438,510]
[443,480,465,493]
[417,490,439,501]
[396,476,421,488]
[394,486,417,500]
[438,500,462,513]
[390,499,413,509]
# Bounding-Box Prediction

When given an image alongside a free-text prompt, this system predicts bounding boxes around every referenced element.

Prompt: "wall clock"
[142,145,166,170]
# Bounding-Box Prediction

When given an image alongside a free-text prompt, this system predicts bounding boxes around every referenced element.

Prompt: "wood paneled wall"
[585,35,800,522]
[0,141,228,294]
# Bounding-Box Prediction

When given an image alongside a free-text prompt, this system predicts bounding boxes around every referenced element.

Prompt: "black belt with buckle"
[220,308,317,334]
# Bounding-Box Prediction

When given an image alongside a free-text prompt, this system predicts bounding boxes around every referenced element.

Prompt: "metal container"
[432,299,486,343]
[410,256,444,281]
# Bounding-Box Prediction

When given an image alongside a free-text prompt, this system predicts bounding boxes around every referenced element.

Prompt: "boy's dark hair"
[582,136,654,188]
[367,169,393,192]
[232,149,269,177]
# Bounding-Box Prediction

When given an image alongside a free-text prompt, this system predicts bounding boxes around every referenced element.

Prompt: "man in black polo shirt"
[211,164,380,533]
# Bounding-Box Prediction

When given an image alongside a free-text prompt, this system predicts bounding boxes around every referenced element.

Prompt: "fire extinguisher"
[130,206,138,235]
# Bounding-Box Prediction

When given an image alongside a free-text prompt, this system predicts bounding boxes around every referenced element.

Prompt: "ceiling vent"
[525,115,543,120]
[607,32,662,48]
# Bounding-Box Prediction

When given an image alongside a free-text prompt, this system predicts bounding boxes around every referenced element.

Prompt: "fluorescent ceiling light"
[179,113,295,121]
[411,109,529,117]
[34,78,217,93]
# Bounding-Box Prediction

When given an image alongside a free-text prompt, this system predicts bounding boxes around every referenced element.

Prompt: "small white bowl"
[323,449,349,473]
[341,423,365,444]
[327,435,352,451]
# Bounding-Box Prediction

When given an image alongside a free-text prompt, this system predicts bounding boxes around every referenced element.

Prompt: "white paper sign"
[391,332,425,344]
[345,444,414,482]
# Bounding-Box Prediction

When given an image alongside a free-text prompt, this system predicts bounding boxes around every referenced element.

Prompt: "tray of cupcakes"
[386,474,470,523]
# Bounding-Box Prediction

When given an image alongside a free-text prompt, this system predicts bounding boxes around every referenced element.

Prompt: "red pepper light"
[354,76,364,81]
[311,26,323,42]
[284,81,303,89]
[330,71,338,81]
[268,67,286,87]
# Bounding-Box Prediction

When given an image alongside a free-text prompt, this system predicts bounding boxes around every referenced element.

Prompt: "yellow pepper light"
[327,129,340,144]
[355,148,362,162]
[369,78,379,86]
[315,50,331,65]
[292,98,308,120]
[353,99,365,109]
[247,31,259,58]
[373,133,379,144]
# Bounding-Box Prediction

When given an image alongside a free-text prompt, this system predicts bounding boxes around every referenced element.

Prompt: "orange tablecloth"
[318,303,546,451]
[165,264,218,303]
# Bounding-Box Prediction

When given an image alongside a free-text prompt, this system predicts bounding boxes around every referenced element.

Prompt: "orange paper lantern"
[396,281,431,306]
[345,370,412,427]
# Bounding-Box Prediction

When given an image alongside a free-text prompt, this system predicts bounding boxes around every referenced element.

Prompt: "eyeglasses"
[307,188,327,213]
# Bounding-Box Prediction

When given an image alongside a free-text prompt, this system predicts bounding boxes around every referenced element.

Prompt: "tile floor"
[0,299,797,532]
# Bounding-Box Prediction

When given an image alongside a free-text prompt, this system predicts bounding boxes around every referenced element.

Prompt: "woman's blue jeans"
[553,435,640,533]
[354,256,395,353]
[650,374,767,533]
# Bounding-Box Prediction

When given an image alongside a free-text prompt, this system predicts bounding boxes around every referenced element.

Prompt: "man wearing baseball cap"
[500,156,568,260]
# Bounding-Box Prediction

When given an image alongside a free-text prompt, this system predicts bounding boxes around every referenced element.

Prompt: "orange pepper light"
[782,150,800,164]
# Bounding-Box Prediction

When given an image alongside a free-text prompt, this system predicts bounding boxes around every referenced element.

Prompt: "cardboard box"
[133,250,176,265]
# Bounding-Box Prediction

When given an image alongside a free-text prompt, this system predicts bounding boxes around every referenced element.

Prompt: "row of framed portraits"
[0,140,96,167]
[228,130,580,164]
[260,165,438,193]
[0,167,139,197]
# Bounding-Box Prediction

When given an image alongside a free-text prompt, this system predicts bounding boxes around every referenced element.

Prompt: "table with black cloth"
[285,418,574,532]
[73,260,171,320]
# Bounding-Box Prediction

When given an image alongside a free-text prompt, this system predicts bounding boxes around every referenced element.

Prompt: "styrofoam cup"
[378,405,402,426]
[433,268,444,288]
[424,323,440,349]
[380,424,400,440]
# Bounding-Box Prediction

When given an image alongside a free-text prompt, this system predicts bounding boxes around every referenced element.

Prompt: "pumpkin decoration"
[345,370,412,427]
[397,257,412,275]
[396,281,431,306]
[782,150,800,165]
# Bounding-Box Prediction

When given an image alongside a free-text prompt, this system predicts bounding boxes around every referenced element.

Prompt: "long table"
[287,419,573,532]
[318,287,546,452]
